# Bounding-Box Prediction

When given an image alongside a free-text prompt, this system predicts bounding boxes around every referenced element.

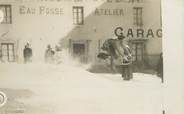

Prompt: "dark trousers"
[121,64,133,80]
[24,57,32,63]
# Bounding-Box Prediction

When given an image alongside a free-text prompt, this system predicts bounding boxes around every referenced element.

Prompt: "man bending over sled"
[98,35,133,80]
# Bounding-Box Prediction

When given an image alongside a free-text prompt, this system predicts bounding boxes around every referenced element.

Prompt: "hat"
[47,45,51,49]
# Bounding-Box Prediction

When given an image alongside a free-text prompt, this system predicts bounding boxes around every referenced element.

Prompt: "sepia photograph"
[0,0,168,114]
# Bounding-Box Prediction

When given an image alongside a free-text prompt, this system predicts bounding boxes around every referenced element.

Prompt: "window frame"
[72,6,84,25]
[133,7,143,27]
[1,43,15,62]
[131,42,144,62]
[0,4,12,24]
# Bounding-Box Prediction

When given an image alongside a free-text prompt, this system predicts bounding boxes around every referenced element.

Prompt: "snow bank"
[0,62,163,114]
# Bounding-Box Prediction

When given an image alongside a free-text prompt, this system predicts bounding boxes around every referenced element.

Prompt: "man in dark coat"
[98,36,133,80]
[45,45,55,63]
[23,43,32,63]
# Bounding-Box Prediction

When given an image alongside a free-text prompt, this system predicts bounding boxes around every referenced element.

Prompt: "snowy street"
[0,63,163,114]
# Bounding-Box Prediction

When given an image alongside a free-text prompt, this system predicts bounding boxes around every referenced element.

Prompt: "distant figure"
[23,43,32,63]
[0,50,2,62]
[157,52,163,82]
[54,45,63,64]
[45,45,55,63]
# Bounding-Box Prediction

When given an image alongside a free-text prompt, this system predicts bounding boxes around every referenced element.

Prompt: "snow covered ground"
[0,63,163,114]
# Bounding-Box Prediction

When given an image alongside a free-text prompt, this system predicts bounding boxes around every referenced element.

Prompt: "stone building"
[0,0,162,71]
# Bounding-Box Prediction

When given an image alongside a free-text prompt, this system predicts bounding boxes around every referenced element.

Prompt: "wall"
[0,0,162,65]
[62,0,162,68]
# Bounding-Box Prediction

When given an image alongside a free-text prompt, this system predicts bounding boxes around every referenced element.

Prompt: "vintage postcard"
[0,0,166,114]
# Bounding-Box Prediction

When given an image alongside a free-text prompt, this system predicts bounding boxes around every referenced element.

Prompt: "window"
[133,7,143,27]
[131,42,144,62]
[0,5,12,24]
[1,43,15,62]
[73,6,84,25]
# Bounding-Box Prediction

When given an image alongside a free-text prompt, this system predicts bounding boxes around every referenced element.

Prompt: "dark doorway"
[73,43,86,63]
[73,43,85,56]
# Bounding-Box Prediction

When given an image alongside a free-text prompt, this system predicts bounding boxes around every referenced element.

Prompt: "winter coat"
[23,47,32,62]
[101,39,132,65]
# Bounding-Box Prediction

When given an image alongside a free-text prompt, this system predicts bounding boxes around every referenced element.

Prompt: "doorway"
[69,39,90,63]
[73,43,85,57]
[73,43,86,63]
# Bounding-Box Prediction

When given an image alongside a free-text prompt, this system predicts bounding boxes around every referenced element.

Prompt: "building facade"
[0,0,162,70]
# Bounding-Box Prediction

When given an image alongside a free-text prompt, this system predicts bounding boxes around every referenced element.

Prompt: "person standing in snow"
[54,45,63,64]
[157,52,163,82]
[113,35,132,80]
[45,45,55,63]
[23,43,33,63]
[98,35,133,80]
